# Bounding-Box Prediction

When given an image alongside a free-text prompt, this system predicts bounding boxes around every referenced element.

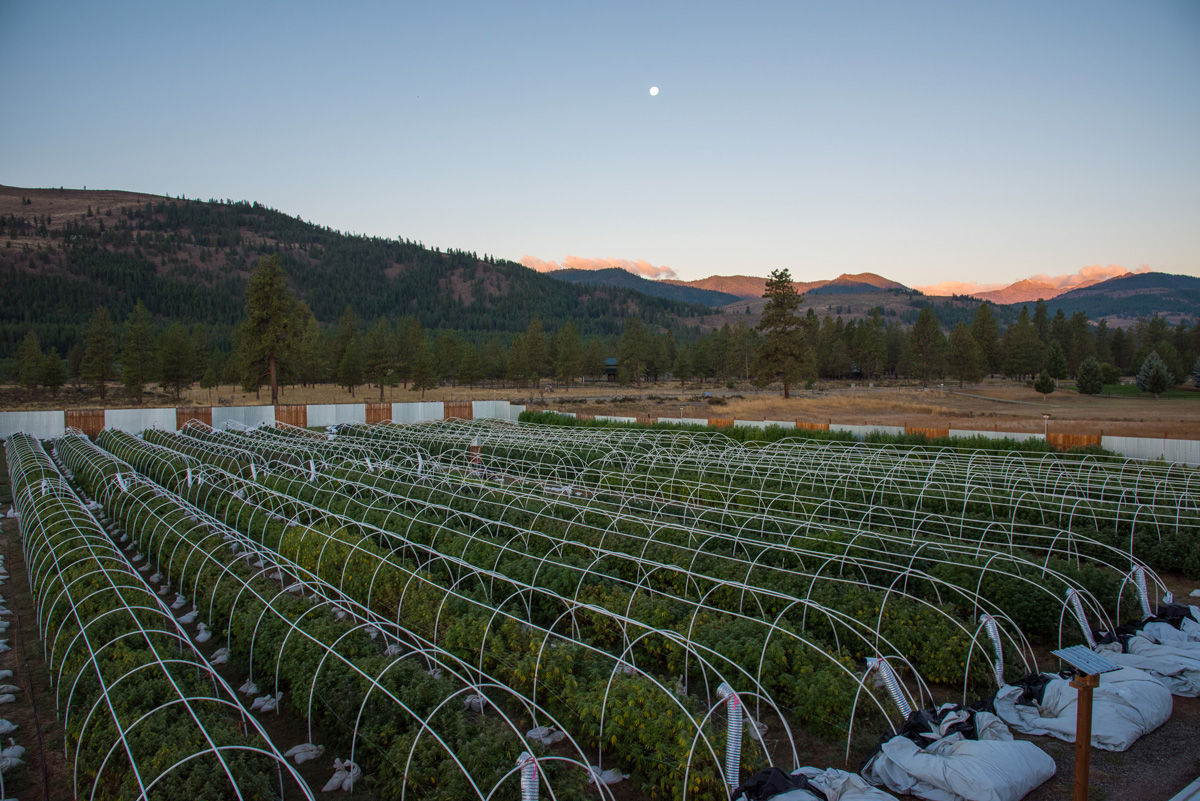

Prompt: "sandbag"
[1097,637,1200,697]
[863,705,1055,801]
[993,668,1171,751]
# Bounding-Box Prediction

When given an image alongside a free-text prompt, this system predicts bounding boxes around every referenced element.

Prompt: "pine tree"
[618,317,651,387]
[525,318,549,386]
[1193,355,1200,388]
[40,348,66,396]
[296,310,328,387]
[946,321,985,388]
[908,307,946,386]
[81,306,116,401]
[409,337,437,399]
[1034,370,1056,398]
[1002,307,1042,379]
[237,255,298,405]
[363,318,396,400]
[67,343,85,389]
[970,303,1001,376]
[754,268,807,398]
[457,344,482,388]
[337,332,364,397]
[506,334,529,386]
[121,300,156,405]
[1076,356,1103,395]
[553,320,583,389]
[15,331,42,391]
[1136,351,1173,399]
[1044,341,1068,381]
[158,323,193,400]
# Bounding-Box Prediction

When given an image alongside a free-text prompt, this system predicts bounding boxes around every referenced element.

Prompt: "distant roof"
[604,357,618,366]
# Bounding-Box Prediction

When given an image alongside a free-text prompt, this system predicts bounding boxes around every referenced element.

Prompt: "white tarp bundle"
[863,705,1055,801]
[1096,636,1200,696]
[993,668,1171,751]
[776,767,895,800]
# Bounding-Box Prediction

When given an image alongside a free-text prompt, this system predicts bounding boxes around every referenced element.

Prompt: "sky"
[2,1,1197,289]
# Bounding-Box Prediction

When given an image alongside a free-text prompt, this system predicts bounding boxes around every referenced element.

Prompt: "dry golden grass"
[4,377,1199,440]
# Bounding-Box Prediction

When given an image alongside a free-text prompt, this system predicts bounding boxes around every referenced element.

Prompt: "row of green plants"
[96,428,760,800]
[56,431,591,801]
[300,419,1132,637]
[5,433,291,801]
[369,421,1197,577]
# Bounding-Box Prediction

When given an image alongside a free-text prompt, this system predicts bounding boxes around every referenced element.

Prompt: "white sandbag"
[239,680,259,695]
[0,695,14,705]
[0,745,24,761]
[287,743,324,765]
[0,753,22,773]
[526,726,566,746]
[994,668,1171,751]
[0,671,10,680]
[322,759,348,792]
[587,765,630,785]
[0,686,19,695]
[195,623,212,643]
[1097,637,1200,696]
[463,694,486,713]
[864,733,1056,801]
[171,595,188,610]
[0,719,16,736]
[177,610,198,625]
[210,647,230,664]
[341,761,360,791]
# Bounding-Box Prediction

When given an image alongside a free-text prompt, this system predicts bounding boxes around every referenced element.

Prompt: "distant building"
[605,357,618,383]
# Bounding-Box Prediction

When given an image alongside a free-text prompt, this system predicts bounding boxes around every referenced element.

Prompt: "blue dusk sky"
[2,1,1197,291]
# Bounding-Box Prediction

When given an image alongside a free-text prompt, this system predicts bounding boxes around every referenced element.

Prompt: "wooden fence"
[365,403,390,424]
[64,409,105,438]
[274,405,307,428]
[444,401,473,420]
[1047,432,1103,451]
[906,426,950,439]
[177,407,212,429]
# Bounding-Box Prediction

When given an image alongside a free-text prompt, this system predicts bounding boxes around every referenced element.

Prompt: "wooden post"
[1070,672,1099,801]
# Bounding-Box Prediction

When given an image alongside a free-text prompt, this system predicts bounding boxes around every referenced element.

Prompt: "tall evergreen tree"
[1136,351,1172,399]
[237,255,298,405]
[754,268,807,398]
[15,331,42,390]
[1002,306,1042,379]
[618,317,652,387]
[1076,356,1103,395]
[553,320,583,389]
[409,337,438,399]
[40,347,66,396]
[1034,370,1056,398]
[946,321,985,388]
[1192,354,1200,388]
[969,303,1001,376]
[158,323,193,400]
[506,334,529,386]
[121,300,156,405]
[525,317,550,386]
[1044,341,1068,380]
[81,306,116,401]
[363,317,396,400]
[457,344,482,388]
[908,307,946,386]
[337,331,364,397]
[295,308,327,387]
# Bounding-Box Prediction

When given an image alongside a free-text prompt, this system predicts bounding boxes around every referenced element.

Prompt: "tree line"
[5,260,1200,404]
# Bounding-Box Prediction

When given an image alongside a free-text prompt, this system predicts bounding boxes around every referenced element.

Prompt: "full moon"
[649,86,659,96]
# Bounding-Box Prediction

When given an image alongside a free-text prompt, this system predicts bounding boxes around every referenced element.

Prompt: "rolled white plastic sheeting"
[993,667,1171,751]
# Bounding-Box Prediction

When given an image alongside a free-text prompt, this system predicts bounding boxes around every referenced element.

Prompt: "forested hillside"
[0,187,711,358]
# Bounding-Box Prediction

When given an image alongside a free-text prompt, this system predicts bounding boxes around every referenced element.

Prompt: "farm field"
[1,419,1198,800]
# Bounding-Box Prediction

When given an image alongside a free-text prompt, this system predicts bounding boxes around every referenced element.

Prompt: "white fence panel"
[1102,436,1200,466]
[213,405,275,430]
[472,400,513,420]
[307,404,366,428]
[0,410,67,441]
[104,408,176,434]
[391,402,445,424]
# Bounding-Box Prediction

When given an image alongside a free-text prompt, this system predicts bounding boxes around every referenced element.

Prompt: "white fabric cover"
[766,767,895,800]
[864,711,1055,801]
[993,668,1171,751]
[1097,637,1200,696]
